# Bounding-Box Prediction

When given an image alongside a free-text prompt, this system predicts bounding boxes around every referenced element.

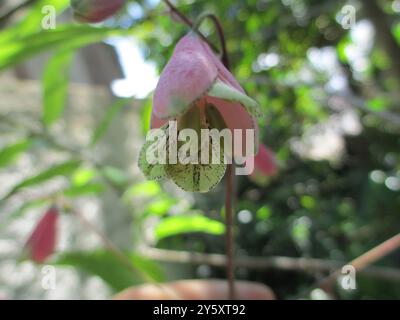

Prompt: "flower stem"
[193,13,230,69]
[225,164,235,300]
[162,0,235,299]
[162,0,218,52]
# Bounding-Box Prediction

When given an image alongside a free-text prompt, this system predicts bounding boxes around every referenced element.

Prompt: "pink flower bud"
[24,207,58,263]
[245,144,278,178]
[71,0,125,23]
[253,144,278,177]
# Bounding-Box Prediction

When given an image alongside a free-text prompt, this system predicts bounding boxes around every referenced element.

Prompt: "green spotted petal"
[138,125,168,180]
[165,135,227,193]
[166,161,226,193]
[207,79,262,119]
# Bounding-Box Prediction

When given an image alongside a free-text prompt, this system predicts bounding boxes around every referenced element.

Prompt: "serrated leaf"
[207,79,262,119]
[155,214,225,240]
[42,50,74,127]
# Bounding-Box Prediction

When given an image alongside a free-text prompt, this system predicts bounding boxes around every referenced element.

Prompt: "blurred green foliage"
[0,0,399,299]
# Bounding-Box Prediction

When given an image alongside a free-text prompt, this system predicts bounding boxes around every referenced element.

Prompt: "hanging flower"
[23,207,59,263]
[248,144,278,176]
[71,0,125,23]
[139,33,262,192]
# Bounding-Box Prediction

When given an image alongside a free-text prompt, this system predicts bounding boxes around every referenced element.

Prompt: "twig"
[139,247,400,282]
[162,0,218,52]
[193,13,230,67]
[316,233,400,292]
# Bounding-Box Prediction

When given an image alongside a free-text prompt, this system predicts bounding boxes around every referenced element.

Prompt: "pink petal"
[72,0,125,23]
[200,40,244,92]
[24,207,58,263]
[153,33,218,119]
[150,111,167,129]
[253,144,278,176]
[206,96,258,157]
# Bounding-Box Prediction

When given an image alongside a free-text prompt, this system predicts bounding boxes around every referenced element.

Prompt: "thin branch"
[316,233,400,292]
[139,247,400,282]
[348,95,400,127]
[162,0,218,52]
[193,13,230,67]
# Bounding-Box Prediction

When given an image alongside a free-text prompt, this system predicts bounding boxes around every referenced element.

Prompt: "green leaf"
[144,196,176,217]
[54,250,164,292]
[207,79,262,119]
[54,251,138,292]
[130,253,165,283]
[366,97,389,111]
[63,183,104,197]
[101,166,129,187]
[0,24,129,71]
[42,50,74,127]
[0,139,31,168]
[139,98,152,135]
[155,214,225,240]
[0,0,70,44]
[71,167,97,186]
[1,160,81,201]
[90,98,129,146]
[256,206,271,220]
[124,181,162,199]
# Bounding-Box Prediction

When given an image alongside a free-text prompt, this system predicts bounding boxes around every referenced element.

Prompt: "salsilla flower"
[71,0,125,23]
[23,207,58,263]
[248,144,278,176]
[139,32,262,192]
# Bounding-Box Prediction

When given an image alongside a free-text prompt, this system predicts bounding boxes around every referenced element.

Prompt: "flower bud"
[71,0,125,23]
[24,207,58,263]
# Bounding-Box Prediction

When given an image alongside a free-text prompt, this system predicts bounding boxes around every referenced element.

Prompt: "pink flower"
[139,33,262,192]
[252,144,278,177]
[150,32,261,153]
[24,207,58,263]
[71,0,125,23]
[244,144,278,185]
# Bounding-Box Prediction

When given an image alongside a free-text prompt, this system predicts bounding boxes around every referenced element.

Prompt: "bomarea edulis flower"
[139,32,262,192]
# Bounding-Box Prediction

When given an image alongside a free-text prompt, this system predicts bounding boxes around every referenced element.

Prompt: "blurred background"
[0,0,399,299]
